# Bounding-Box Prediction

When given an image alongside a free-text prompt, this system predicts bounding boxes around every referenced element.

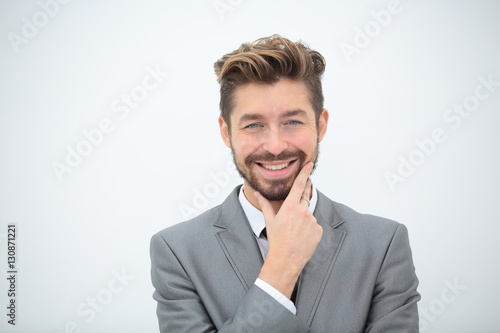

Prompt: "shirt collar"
[238,182,318,238]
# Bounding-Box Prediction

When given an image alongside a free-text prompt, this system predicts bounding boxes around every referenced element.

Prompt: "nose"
[262,127,288,156]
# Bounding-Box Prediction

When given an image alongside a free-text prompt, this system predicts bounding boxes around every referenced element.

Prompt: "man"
[150,35,420,332]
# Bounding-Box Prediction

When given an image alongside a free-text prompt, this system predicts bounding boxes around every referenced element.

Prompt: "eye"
[286,120,302,125]
[245,123,261,129]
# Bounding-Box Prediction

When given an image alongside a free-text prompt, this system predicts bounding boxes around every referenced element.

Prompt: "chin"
[254,179,294,201]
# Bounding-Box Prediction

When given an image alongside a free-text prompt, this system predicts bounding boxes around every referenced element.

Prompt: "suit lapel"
[296,190,346,326]
[213,186,347,327]
[214,186,264,291]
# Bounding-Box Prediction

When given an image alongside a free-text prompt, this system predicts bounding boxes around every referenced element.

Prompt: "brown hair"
[214,34,326,129]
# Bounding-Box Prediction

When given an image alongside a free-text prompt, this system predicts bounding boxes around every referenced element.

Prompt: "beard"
[231,145,319,201]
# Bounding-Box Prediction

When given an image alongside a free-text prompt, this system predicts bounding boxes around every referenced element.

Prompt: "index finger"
[285,162,314,205]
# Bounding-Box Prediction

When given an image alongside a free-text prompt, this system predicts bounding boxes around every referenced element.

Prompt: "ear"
[218,116,231,148]
[317,108,329,142]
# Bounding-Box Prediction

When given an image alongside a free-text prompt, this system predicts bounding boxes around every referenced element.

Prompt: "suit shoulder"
[335,200,398,224]
[322,198,411,255]
[327,198,404,239]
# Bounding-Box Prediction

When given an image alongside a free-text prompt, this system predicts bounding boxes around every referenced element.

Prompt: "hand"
[254,162,323,299]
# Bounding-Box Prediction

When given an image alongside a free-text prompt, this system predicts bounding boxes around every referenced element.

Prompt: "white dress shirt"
[238,184,318,314]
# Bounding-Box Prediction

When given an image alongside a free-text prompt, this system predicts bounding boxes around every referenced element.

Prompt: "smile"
[258,160,295,171]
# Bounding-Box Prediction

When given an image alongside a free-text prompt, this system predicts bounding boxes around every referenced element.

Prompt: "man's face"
[219,79,328,201]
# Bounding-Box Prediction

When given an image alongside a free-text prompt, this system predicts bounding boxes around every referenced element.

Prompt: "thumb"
[253,191,276,220]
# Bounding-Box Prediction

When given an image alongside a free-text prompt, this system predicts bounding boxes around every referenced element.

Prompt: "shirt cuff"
[254,278,297,315]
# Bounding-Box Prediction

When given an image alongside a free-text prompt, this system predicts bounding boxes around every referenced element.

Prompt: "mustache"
[245,150,306,165]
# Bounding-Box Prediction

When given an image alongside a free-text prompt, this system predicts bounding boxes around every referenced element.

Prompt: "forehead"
[231,79,314,121]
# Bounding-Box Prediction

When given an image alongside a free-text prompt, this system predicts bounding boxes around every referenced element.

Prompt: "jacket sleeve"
[150,233,311,333]
[364,224,421,332]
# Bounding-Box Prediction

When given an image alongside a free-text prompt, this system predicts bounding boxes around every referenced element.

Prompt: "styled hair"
[214,34,326,129]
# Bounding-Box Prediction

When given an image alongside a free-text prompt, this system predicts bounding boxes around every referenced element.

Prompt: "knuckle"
[307,215,317,224]
[299,208,310,218]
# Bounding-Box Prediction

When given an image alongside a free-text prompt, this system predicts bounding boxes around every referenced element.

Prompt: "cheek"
[303,142,318,157]
[290,132,317,152]
[231,136,257,157]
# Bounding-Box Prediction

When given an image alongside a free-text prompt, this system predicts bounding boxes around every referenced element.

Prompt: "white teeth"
[261,162,290,170]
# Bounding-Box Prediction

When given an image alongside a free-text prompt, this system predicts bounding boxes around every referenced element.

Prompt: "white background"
[1,0,499,332]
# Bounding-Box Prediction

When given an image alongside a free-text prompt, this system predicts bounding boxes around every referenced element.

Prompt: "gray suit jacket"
[150,186,420,332]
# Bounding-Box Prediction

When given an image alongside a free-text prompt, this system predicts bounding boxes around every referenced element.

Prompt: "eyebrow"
[239,113,264,124]
[281,109,308,118]
[238,109,308,125]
